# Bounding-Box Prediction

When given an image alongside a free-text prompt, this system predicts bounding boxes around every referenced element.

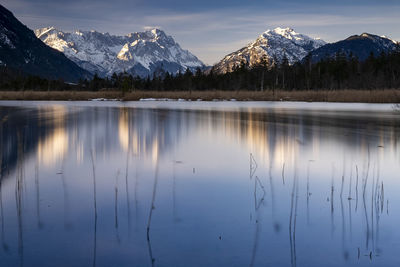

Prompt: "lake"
[0,101,400,267]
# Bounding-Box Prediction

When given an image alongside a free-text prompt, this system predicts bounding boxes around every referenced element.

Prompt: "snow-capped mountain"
[35,27,205,77]
[0,4,91,82]
[212,27,325,74]
[308,33,399,63]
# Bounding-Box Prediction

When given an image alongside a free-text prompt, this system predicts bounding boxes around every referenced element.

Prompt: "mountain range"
[35,27,205,78]
[1,3,399,82]
[0,4,91,82]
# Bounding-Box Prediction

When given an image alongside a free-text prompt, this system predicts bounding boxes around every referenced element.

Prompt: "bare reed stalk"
[331,163,335,235]
[363,144,371,199]
[115,170,121,243]
[147,160,160,266]
[16,131,25,265]
[355,165,359,212]
[90,150,97,267]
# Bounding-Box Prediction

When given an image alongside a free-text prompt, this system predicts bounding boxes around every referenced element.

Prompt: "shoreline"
[0,89,400,103]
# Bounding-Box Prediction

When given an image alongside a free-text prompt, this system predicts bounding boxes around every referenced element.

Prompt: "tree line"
[1,47,400,91]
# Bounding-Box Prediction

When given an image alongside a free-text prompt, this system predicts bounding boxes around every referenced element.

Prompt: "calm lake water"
[0,101,400,267]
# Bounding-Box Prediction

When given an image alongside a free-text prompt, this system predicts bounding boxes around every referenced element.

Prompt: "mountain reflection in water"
[0,102,400,267]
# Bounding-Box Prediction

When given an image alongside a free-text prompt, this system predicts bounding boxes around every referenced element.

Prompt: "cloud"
[143,26,162,31]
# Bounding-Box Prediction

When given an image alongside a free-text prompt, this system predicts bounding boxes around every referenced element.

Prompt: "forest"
[1,48,400,92]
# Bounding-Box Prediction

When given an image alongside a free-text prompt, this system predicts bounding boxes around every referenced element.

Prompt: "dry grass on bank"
[0,89,400,103]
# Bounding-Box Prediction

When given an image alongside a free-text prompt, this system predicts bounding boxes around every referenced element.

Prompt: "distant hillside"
[308,33,399,63]
[0,4,91,82]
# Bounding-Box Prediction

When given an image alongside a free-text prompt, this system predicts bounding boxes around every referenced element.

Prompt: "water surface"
[0,101,400,267]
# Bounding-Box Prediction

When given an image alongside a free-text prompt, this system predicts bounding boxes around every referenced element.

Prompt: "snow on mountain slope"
[35,27,205,77]
[213,27,325,74]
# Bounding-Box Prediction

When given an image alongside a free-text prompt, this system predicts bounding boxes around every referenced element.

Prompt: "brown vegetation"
[0,89,400,103]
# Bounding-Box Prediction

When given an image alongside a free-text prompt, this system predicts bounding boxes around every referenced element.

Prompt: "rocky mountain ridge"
[35,27,205,77]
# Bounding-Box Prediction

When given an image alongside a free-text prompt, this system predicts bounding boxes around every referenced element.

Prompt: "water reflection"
[0,102,400,267]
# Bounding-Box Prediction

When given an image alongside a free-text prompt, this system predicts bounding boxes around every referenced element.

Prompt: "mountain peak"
[273,27,295,35]
[149,28,162,35]
[260,27,325,44]
[145,28,167,41]
[262,27,296,38]
[213,28,326,74]
[150,28,159,36]
[346,32,392,43]
[125,28,168,42]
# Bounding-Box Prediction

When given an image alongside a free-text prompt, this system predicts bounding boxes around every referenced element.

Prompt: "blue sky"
[2,0,400,65]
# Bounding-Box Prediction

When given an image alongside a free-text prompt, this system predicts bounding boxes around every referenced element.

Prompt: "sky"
[1,0,400,65]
